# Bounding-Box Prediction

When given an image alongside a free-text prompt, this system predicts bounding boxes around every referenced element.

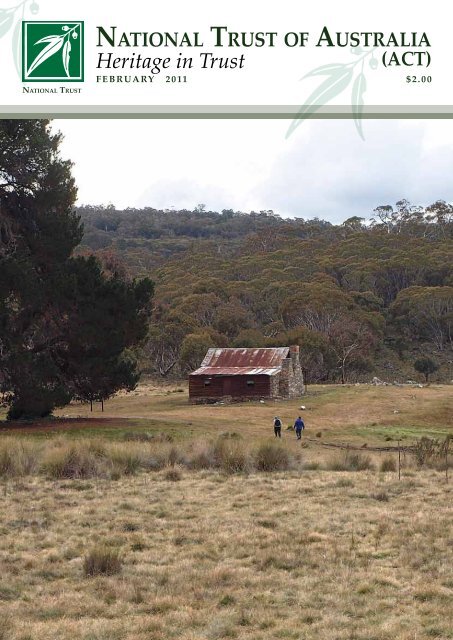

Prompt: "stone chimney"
[279,357,292,397]
[290,345,300,369]
[289,345,305,396]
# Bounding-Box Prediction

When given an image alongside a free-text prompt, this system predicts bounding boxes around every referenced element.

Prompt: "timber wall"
[189,374,272,403]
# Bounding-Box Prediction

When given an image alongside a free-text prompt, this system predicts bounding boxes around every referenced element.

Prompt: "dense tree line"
[78,201,453,383]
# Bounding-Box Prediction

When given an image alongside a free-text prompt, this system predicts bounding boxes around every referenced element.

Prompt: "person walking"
[273,416,282,438]
[294,415,305,440]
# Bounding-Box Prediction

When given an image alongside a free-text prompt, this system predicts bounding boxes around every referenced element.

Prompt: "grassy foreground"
[0,383,451,639]
[0,467,451,640]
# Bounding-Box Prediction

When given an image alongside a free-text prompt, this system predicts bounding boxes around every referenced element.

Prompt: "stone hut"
[189,346,304,403]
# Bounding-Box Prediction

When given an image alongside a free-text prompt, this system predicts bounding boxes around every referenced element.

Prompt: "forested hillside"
[78,201,453,383]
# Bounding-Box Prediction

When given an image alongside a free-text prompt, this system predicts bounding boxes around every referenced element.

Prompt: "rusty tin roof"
[190,347,290,377]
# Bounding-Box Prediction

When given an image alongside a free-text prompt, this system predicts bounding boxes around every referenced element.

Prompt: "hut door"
[223,378,232,395]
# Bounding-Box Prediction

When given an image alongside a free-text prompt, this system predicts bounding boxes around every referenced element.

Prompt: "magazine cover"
[0,1,452,639]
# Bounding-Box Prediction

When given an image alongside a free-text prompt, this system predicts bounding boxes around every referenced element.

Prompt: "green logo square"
[22,21,84,82]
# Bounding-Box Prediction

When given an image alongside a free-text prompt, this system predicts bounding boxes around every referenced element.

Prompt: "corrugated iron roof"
[191,347,290,377]
[190,366,281,377]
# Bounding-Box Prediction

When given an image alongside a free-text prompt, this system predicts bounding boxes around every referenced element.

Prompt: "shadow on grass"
[0,417,194,441]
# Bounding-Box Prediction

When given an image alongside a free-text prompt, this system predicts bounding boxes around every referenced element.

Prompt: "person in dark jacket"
[294,416,305,439]
[273,416,282,438]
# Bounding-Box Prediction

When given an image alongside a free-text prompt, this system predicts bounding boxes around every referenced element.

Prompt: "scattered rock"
[299,405,306,410]
[371,376,386,385]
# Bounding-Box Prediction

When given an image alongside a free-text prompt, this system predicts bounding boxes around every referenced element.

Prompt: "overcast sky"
[55,118,453,223]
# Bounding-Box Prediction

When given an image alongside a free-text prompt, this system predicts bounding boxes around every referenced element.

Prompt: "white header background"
[2,0,452,220]
[0,0,449,107]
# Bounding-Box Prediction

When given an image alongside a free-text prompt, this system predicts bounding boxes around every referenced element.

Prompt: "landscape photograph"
[0,118,452,640]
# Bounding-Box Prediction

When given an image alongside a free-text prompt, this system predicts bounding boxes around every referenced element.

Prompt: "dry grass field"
[0,383,452,640]
[59,381,453,444]
[2,381,452,444]
[0,468,451,640]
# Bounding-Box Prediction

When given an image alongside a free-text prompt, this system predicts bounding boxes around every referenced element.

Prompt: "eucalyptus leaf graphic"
[351,72,367,140]
[303,63,350,79]
[35,34,63,44]
[287,67,353,139]
[0,9,14,39]
[63,39,71,77]
[12,19,21,77]
[28,35,64,76]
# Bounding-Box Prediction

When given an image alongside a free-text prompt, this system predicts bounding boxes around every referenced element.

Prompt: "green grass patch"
[350,424,452,442]
[0,418,193,442]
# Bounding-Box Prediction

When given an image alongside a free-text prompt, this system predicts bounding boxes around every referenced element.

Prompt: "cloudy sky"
[56,118,453,223]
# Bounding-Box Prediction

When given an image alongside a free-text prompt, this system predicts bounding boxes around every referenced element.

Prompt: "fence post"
[446,438,450,484]
[398,440,401,480]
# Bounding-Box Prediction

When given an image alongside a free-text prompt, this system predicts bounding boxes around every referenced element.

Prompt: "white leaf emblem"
[27,35,64,76]
[63,39,71,77]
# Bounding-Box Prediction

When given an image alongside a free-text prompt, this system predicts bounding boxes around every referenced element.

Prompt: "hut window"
[246,380,255,386]
[204,379,211,386]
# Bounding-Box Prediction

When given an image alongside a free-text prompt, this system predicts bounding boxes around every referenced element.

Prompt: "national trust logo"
[22,20,84,81]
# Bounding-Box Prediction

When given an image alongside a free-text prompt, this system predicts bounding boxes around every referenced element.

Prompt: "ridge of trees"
[78,200,453,383]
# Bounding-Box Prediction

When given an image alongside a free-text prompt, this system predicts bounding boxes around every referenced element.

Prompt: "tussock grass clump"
[83,545,122,577]
[109,445,143,476]
[163,466,182,481]
[219,431,242,440]
[144,444,186,471]
[254,443,290,472]
[213,438,249,473]
[41,441,109,479]
[335,478,354,488]
[325,452,374,471]
[303,461,320,470]
[0,438,38,477]
[413,436,451,468]
[165,445,183,467]
[187,443,216,470]
[380,456,397,472]
[347,453,374,470]
[0,615,12,640]
[372,491,390,502]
